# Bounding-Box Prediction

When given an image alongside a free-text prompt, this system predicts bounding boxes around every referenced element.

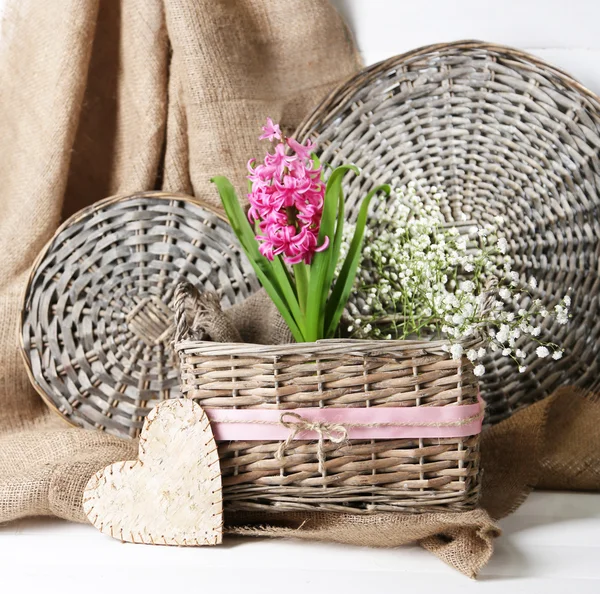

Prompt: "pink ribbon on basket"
[205,397,484,442]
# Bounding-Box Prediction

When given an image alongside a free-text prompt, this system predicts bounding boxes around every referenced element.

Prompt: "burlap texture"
[227,509,499,579]
[1,0,598,580]
[0,0,357,519]
[188,289,294,345]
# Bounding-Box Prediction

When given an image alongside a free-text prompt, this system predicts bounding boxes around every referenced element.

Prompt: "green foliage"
[212,168,389,342]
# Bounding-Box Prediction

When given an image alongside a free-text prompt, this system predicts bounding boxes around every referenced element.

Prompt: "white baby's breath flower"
[499,287,511,301]
[450,343,464,360]
[518,366,527,373]
[496,324,510,343]
[345,182,567,374]
[461,280,475,294]
[536,346,550,358]
[529,277,537,289]
[552,350,563,360]
[473,364,485,377]
[452,313,464,325]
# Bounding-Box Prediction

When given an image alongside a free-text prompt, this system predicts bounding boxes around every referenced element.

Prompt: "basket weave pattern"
[176,288,482,513]
[20,193,259,438]
[295,41,600,424]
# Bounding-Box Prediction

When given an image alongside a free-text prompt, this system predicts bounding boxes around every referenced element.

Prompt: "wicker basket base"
[218,435,480,514]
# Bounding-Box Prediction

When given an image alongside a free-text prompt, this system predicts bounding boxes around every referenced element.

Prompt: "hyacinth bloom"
[212,119,390,342]
[247,126,328,265]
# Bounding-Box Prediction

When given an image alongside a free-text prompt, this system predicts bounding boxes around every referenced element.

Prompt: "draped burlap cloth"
[1,0,599,580]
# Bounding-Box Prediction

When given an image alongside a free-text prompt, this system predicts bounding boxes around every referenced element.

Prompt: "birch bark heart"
[83,399,223,546]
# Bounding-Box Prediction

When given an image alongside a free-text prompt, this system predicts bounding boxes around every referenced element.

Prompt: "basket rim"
[19,191,228,429]
[293,39,600,142]
[175,336,483,358]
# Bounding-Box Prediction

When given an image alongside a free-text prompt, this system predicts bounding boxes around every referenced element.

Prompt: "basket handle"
[173,281,201,343]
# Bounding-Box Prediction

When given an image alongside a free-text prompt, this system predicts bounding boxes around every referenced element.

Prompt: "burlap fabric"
[181,289,294,345]
[0,0,358,523]
[1,0,599,580]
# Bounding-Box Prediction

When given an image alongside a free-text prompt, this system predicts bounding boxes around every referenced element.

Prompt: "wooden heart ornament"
[83,399,223,546]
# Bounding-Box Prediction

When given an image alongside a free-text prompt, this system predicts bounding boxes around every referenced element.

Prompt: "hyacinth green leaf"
[269,255,306,335]
[211,176,305,341]
[316,165,359,246]
[324,184,391,338]
[324,185,345,300]
[305,165,359,341]
[293,262,310,314]
[247,219,304,330]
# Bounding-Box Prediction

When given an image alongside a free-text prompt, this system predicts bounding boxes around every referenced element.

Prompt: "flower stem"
[293,263,310,315]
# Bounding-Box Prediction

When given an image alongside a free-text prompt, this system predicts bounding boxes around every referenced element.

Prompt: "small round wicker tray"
[295,41,600,424]
[20,192,259,438]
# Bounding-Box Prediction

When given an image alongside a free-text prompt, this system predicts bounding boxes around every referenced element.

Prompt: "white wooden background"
[332,0,600,94]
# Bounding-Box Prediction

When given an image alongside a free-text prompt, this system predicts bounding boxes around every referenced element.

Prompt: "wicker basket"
[20,192,258,438]
[175,283,482,514]
[294,41,600,424]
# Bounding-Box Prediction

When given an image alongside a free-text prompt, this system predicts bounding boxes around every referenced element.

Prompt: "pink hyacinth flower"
[248,119,328,265]
[259,117,282,141]
[287,137,315,161]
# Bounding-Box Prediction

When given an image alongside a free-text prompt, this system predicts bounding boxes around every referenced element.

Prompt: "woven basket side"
[176,334,480,513]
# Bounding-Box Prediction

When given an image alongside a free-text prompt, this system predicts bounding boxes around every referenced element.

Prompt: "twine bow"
[276,412,349,476]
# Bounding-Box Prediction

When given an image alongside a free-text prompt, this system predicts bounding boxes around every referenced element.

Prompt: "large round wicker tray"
[295,41,600,423]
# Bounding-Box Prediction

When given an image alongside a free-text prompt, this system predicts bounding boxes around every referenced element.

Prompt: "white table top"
[1,491,598,593]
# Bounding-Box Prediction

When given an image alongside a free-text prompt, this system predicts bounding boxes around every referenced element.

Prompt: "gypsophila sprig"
[340,181,571,375]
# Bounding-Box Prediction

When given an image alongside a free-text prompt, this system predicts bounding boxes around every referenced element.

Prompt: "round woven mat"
[295,41,600,423]
[21,192,258,438]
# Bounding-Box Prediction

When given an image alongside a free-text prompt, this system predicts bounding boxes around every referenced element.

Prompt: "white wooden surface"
[332,0,600,94]
[1,492,599,593]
